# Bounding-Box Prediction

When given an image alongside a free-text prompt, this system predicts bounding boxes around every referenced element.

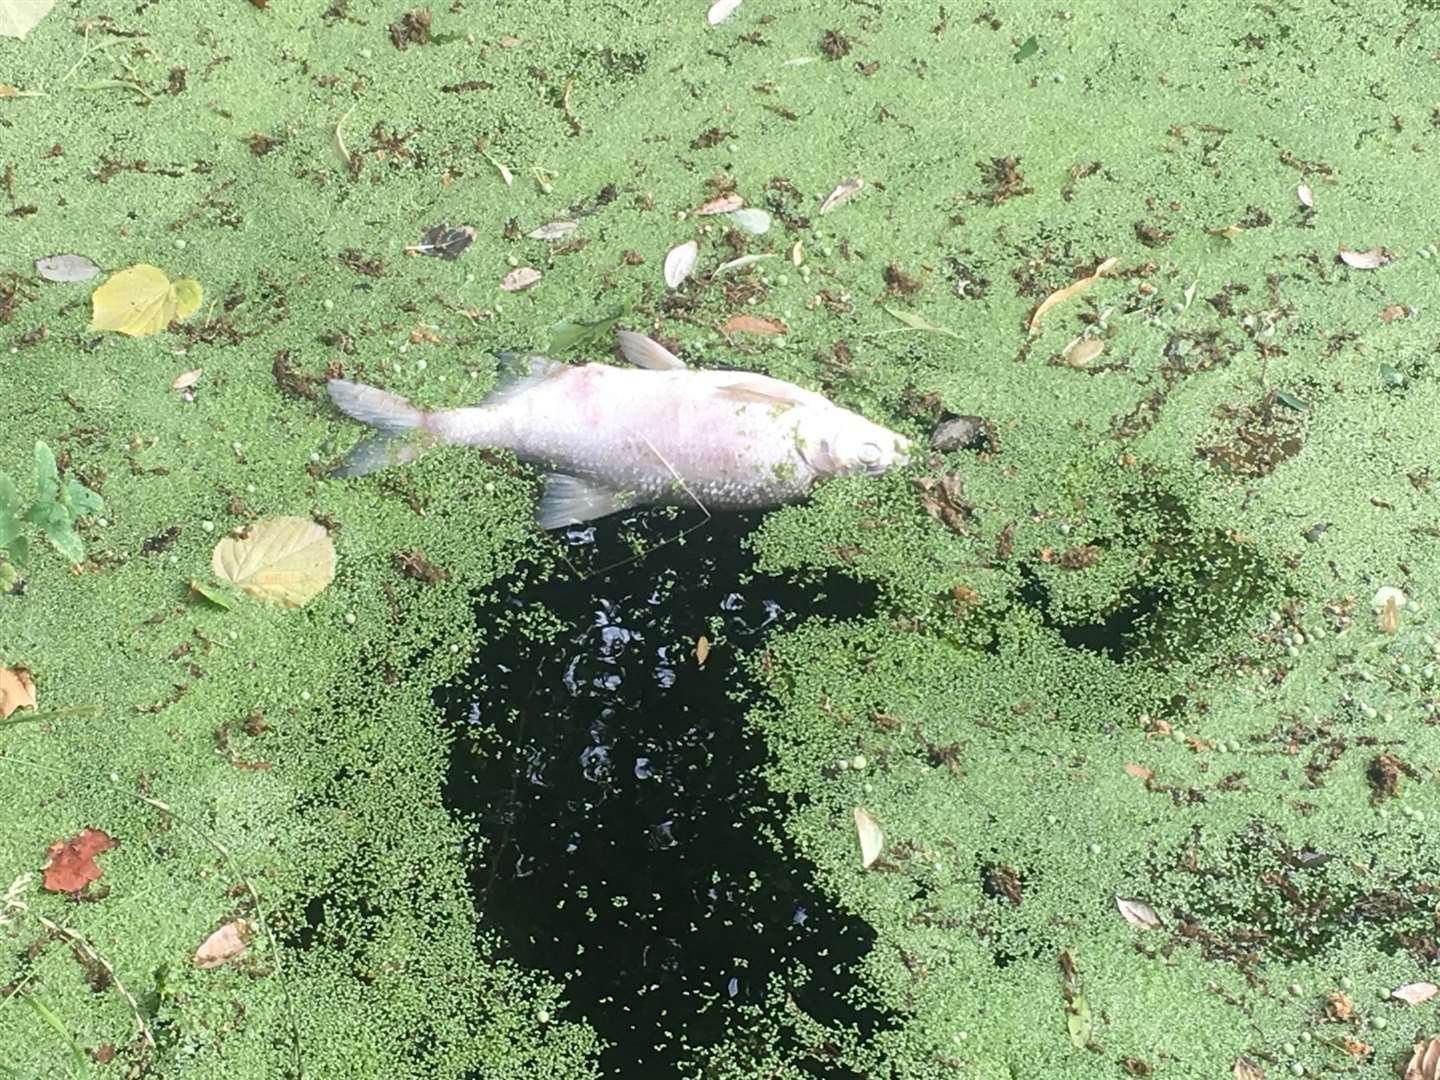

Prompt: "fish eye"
[857,441,883,466]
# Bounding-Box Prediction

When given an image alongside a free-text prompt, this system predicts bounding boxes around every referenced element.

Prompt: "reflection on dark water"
[438,510,883,1076]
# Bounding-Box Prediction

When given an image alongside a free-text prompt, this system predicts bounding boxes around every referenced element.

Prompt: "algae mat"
[1,0,1438,1077]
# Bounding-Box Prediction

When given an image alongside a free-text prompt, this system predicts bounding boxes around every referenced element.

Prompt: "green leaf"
[0,473,20,550]
[31,441,58,504]
[1274,389,1308,411]
[1066,992,1092,1047]
[45,522,84,564]
[63,479,104,517]
[1013,35,1039,62]
[882,305,961,339]
[7,534,29,569]
[547,301,632,354]
[189,579,234,610]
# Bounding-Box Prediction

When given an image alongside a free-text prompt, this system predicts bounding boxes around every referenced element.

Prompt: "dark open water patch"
[436,511,886,1077]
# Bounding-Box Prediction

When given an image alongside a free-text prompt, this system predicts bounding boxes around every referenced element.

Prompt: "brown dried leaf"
[193,921,251,969]
[41,828,116,893]
[1394,982,1440,1005]
[1123,762,1153,781]
[721,313,787,336]
[695,635,710,666]
[820,176,863,214]
[1115,895,1162,930]
[1405,1036,1440,1080]
[1232,1058,1265,1080]
[1381,304,1410,324]
[1339,246,1393,270]
[1029,257,1118,331]
[664,240,698,288]
[1064,338,1104,368]
[696,193,744,216]
[0,664,37,718]
[1339,1036,1372,1059]
[1326,992,1355,1021]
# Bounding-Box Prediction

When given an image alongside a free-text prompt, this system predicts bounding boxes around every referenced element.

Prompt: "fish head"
[798,411,911,479]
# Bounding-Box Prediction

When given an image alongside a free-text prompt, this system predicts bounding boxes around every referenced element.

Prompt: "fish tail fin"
[327,379,434,477]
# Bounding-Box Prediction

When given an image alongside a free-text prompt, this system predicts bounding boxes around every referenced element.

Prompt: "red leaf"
[41,828,117,893]
[722,314,788,336]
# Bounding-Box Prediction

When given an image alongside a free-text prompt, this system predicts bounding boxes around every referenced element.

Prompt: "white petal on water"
[664,240,698,288]
[35,253,100,283]
[172,368,204,391]
[727,207,771,235]
[820,177,864,215]
[1297,183,1314,208]
[1392,982,1439,1005]
[1338,246,1392,270]
[706,0,741,26]
[526,221,578,241]
[715,253,776,274]
[501,267,542,292]
[854,806,883,869]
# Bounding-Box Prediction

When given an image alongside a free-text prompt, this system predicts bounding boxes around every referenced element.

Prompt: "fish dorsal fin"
[535,473,637,530]
[714,379,807,412]
[617,330,686,371]
[484,352,567,408]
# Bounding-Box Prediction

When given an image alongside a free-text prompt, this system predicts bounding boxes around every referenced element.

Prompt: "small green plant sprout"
[0,441,105,574]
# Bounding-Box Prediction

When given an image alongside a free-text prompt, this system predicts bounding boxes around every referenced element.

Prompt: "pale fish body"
[326,332,910,529]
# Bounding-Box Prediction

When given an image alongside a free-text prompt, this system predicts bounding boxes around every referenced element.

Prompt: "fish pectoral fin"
[617,330,686,371]
[535,473,637,530]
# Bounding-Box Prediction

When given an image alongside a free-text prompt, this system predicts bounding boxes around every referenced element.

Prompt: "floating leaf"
[1123,762,1154,780]
[1207,223,1245,240]
[0,0,55,40]
[501,266,542,292]
[707,0,741,26]
[41,828,115,893]
[172,368,204,391]
[695,635,710,666]
[90,264,203,337]
[1339,246,1393,270]
[211,516,335,609]
[1013,35,1038,61]
[664,240,699,288]
[1066,992,1092,1048]
[1115,896,1162,930]
[188,579,233,610]
[1232,1058,1266,1080]
[695,193,744,216]
[1381,304,1410,324]
[1394,983,1439,1006]
[484,151,514,186]
[791,240,805,266]
[1029,257,1118,331]
[194,921,251,969]
[882,305,959,338]
[727,207,771,235]
[1063,338,1105,367]
[0,664,36,718]
[407,224,476,260]
[1273,389,1308,411]
[722,313,787,336]
[547,301,631,353]
[1296,183,1314,208]
[854,806,883,868]
[820,176,863,214]
[34,253,100,283]
[526,221,579,241]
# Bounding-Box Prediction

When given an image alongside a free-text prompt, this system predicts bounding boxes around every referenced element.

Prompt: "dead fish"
[326,331,910,529]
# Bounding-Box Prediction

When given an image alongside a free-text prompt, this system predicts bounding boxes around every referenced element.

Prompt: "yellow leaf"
[211,517,335,608]
[695,635,710,666]
[90,264,204,337]
[0,664,37,718]
[1029,257,1118,332]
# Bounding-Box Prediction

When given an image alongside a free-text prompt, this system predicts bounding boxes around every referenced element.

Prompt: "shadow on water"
[436,510,887,1077]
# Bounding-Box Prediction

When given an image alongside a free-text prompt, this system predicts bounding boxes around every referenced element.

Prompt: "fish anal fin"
[536,473,637,530]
